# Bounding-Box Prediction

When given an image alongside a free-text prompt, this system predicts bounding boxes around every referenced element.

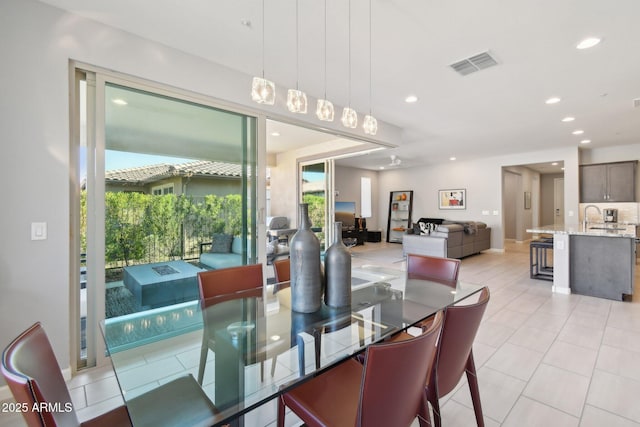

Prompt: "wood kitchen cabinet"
[579,161,637,202]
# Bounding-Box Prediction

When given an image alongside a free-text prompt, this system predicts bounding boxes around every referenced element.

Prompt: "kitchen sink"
[589,226,626,231]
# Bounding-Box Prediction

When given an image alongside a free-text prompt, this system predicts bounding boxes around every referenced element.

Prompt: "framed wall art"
[438,189,466,210]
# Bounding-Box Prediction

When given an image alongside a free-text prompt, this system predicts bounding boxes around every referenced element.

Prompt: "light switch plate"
[31,222,47,240]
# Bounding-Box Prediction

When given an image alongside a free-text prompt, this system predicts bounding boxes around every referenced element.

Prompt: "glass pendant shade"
[316,99,335,121]
[287,89,308,113]
[341,107,358,128]
[363,114,378,135]
[251,77,275,105]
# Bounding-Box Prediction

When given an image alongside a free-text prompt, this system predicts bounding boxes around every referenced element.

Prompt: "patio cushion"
[209,233,233,253]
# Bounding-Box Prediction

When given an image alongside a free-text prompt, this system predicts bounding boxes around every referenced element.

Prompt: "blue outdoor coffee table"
[123,260,205,309]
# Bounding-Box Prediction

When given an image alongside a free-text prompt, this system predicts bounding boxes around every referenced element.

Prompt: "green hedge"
[81,191,243,267]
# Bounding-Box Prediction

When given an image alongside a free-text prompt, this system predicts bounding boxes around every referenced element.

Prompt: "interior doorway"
[502,161,564,251]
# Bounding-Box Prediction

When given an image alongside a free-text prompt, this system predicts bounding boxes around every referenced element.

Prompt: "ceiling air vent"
[450,51,498,76]
[634,98,640,108]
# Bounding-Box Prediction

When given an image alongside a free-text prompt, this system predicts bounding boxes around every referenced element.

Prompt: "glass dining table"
[101,265,483,427]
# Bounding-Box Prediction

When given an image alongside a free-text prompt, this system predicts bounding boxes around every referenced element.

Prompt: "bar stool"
[530,238,553,281]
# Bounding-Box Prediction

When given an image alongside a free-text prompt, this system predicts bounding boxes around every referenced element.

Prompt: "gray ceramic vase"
[289,203,323,313]
[324,222,352,308]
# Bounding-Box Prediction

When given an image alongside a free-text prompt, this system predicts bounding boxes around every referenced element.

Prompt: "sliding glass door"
[73,69,257,368]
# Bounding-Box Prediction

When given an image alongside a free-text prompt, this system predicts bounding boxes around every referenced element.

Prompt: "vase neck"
[299,203,311,230]
[333,222,343,245]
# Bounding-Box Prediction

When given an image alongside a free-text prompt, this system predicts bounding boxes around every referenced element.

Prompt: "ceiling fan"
[389,155,402,166]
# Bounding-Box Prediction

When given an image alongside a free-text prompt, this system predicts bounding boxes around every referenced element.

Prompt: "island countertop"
[527,223,637,238]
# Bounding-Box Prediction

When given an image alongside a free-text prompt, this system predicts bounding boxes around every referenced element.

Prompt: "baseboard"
[485,248,505,253]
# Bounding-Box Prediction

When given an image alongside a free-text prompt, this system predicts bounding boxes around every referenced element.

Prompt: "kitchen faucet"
[583,204,601,229]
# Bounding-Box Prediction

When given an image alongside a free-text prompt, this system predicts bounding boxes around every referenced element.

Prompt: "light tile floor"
[2,241,640,427]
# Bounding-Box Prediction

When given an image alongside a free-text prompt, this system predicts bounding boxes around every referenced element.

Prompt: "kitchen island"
[526,223,637,300]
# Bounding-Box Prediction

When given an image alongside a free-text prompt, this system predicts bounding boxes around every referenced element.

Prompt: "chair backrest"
[272,258,290,283]
[1,322,80,427]
[433,287,490,396]
[406,253,461,286]
[358,312,443,427]
[197,264,264,309]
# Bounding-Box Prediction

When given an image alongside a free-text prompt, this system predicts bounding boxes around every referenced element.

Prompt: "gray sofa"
[402,219,490,259]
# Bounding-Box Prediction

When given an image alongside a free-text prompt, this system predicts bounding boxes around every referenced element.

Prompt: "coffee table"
[123,260,205,309]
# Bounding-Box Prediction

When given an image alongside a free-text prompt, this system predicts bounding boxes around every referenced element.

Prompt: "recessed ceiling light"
[112,99,128,106]
[561,116,575,122]
[271,132,280,137]
[576,37,601,50]
[449,157,456,161]
[405,95,418,103]
[561,167,565,170]
[545,97,561,104]
[572,129,584,135]
[580,139,591,144]
[379,166,385,170]
[551,162,558,166]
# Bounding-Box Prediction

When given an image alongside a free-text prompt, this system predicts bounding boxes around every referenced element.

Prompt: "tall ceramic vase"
[324,222,352,308]
[290,203,323,313]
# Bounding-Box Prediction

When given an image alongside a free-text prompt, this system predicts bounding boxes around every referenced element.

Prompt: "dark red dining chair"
[406,253,461,286]
[428,287,490,427]
[197,264,277,384]
[272,258,291,294]
[273,258,290,283]
[1,322,219,427]
[277,311,444,427]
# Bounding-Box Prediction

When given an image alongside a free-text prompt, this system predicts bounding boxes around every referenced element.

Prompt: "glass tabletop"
[101,266,483,426]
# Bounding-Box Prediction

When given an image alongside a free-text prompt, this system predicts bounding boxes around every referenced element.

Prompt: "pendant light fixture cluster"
[251,0,377,135]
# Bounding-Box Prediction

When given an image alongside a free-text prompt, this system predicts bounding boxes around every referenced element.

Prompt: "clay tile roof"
[105,161,241,184]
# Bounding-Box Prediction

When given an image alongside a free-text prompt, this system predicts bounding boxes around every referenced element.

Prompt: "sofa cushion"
[199,252,241,270]
[209,233,233,253]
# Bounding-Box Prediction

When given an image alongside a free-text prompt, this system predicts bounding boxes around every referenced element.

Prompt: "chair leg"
[197,344,208,385]
[271,355,278,377]
[430,396,442,427]
[418,392,432,427]
[465,351,485,427]
[277,396,286,427]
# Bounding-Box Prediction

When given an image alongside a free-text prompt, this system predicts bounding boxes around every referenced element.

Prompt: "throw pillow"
[209,233,233,253]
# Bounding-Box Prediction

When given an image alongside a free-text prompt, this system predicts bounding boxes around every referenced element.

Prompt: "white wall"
[377,147,581,251]
[0,0,403,382]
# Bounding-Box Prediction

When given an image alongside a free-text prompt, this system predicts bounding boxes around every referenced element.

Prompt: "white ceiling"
[40,0,640,173]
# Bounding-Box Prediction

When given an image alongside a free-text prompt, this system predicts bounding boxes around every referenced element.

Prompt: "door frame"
[69,61,265,371]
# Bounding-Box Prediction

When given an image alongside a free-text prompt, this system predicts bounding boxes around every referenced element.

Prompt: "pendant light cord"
[323,0,327,99]
[296,0,300,90]
[261,0,265,79]
[348,0,352,108]
[369,0,372,115]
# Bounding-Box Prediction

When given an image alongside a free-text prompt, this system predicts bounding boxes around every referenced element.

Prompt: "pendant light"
[363,0,378,135]
[316,0,334,121]
[341,0,357,128]
[287,0,308,113]
[251,0,275,105]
